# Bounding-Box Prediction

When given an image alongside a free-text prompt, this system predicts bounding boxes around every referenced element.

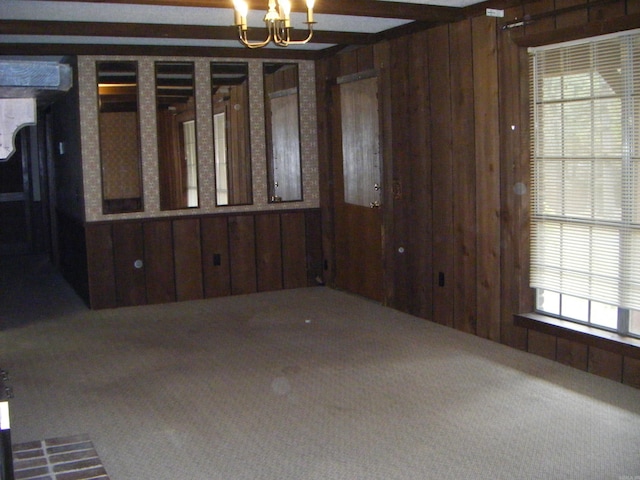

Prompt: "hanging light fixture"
[232,0,316,49]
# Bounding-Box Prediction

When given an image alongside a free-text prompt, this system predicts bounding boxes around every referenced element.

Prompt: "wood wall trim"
[515,312,640,360]
[83,208,322,309]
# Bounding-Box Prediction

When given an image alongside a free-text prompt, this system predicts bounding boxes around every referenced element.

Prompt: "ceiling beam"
[0,20,371,46]
[0,42,323,60]
[30,0,465,22]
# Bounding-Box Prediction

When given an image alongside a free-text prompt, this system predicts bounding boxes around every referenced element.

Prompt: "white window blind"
[530,30,640,311]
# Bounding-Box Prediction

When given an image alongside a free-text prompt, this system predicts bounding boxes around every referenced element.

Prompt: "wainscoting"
[58,209,322,310]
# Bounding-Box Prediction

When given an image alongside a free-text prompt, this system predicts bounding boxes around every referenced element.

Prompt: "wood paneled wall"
[83,209,322,309]
[315,0,640,388]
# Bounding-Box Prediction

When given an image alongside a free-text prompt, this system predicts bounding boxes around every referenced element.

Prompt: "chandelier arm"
[277,26,314,46]
[232,2,315,48]
[238,26,273,49]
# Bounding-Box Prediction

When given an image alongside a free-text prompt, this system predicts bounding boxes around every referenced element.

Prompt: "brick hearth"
[12,434,109,480]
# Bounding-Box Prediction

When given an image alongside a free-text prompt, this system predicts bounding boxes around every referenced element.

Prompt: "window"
[530,30,640,338]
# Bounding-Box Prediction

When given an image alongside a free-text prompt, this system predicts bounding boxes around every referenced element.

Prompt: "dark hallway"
[0,254,85,330]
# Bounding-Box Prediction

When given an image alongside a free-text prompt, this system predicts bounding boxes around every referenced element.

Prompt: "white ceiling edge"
[0,35,335,50]
[0,0,411,32]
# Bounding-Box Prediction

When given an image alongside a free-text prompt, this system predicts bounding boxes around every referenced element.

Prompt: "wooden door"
[333,75,383,302]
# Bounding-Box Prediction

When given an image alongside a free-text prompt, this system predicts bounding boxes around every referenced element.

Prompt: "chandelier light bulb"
[232,0,316,48]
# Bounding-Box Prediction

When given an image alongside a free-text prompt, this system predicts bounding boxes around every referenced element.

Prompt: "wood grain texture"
[85,223,116,309]
[173,218,203,301]
[623,356,640,389]
[144,219,176,304]
[314,56,337,290]
[405,29,433,320]
[374,41,395,307]
[554,0,588,29]
[228,214,257,295]
[387,35,412,312]
[331,64,383,303]
[256,213,283,292]
[113,221,146,306]
[281,212,307,289]
[201,216,231,298]
[588,346,623,382]
[556,338,588,370]
[304,209,323,286]
[528,329,557,361]
[472,15,501,341]
[498,4,530,351]
[450,19,478,335]
[428,24,454,328]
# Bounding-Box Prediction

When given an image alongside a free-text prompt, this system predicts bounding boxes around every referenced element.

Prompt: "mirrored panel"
[211,62,252,206]
[97,61,143,214]
[263,63,302,203]
[155,62,198,210]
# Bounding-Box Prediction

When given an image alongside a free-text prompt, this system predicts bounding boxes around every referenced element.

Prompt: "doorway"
[0,124,51,257]
[332,73,383,302]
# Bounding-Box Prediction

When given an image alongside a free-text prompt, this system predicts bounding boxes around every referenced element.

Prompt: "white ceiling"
[0,0,491,53]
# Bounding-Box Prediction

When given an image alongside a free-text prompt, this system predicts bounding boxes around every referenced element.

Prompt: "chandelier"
[232,0,316,48]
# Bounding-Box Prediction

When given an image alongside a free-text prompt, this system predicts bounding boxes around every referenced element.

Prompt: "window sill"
[514,312,640,360]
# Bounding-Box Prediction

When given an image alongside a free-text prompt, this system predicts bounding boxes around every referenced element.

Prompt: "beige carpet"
[1,255,640,479]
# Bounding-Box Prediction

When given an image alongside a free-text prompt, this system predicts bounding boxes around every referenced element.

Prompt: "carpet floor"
[1,255,640,479]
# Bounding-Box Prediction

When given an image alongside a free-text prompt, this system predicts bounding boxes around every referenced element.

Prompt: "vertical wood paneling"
[524,0,557,33]
[556,338,588,370]
[589,0,625,20]
[528,330,557,360]
[256,213,283,292]
[229,215,257,295]
[472,15,501,341]
[588,347,623,382]
[355,46,375,73]
[623,357,640,388]
[555,0,588,28]
[428,24,454,327]
[498,4,530,350]
[201,216,231,298]
[379,32,433,318]
[85,210,320,308]
[113,222,146,306]
[314,0,637,389]
[304,209,323,286]
[375,41,395,306]
[406,30,433,319]
[85,223,116,309]
[173,218,203,301]
[281,212,307,289]
[315,56,338,290]
[144,220,176,304]
[388,35,412,312]
[339,48,360,77]
[450,19,478,334]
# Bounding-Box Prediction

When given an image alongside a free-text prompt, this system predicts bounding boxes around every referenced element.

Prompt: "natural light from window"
[530,30,640,339]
